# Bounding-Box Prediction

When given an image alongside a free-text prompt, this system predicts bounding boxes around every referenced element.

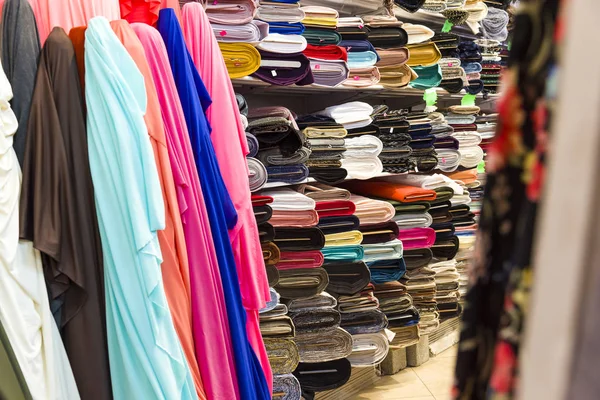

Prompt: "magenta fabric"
[398,227,436,250]
[132,22,241,400]
[181,3,273,390]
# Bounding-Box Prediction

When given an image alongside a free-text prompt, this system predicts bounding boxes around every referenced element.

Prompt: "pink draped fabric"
[181,3,273,390]
[119,0,181,25]
[28,0,120,43]
[132,22,241,400]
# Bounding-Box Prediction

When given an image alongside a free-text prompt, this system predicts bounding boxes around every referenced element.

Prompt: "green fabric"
[321,245,364,262]
[302,28,342,46]
[0,321,32,400]
[411,64,443,90]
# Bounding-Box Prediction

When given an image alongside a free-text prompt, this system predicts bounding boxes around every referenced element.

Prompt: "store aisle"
[350,346,456,400]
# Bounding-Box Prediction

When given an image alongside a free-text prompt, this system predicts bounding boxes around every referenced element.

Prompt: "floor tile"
[350,368,432,399]
[412,357,455,396]
[437,345,458,359]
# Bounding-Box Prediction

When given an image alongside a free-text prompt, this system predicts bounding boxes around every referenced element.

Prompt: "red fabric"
[315,200,356,218]
[251,195,274,207]
[303,44,348,61]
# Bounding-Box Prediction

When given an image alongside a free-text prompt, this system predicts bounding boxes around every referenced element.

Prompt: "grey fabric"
[272,374,302,400]
[298,0,390,17]
[1,0,40,166]
[295,327,353,363]
[264,339,300,375]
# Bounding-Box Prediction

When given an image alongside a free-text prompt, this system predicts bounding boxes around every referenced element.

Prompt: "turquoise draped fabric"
[84,17,198,400]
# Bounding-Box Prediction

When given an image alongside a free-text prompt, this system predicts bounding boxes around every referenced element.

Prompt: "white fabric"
[459,146,484,168]
[393,212,433,229]
[402,23,435,44]
[342,156,383,180]
[436,149,461,173]
[337,16,364,27]
[300,5,339,19]
[261,188,316,211]
[362,240,404,263]
[348,332,390,367]
[344,135,383,158]
[257,34,308,54]
[256,3,306,23]
[0,65,79,400]
[451,131,482,147]
[318,101,374,129]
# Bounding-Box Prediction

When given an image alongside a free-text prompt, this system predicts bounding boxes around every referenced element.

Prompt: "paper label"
[461,94,477,106]
[423,88,437,108]
[271,70,278,77]
[314,64,321,70]
[385,329,396,343]
[442,20,453,33]
[477,160,486,174]
[219,30,227,37]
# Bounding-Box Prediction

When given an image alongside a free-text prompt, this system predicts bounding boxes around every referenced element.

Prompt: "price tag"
[219,30,227,37]
[271,70,278,77]
[314,64,321,70]
[353,76,360,81]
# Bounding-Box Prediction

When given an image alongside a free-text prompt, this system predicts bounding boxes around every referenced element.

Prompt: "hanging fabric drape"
[110,19,205,399]
[0,320,32,400]
[0,42,79,400]
[157,8,270,400]
[68,27,87,96]
[181,2,273,390]
[132,22,241,400]
[18,26,112,400]
[1,0,40,167]
[84,16,197,400]
[119,0,182,25]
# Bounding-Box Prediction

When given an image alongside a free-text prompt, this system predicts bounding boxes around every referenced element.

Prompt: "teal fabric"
[84,17,197,400]
[411,64,443,89]
[322,245,364,262]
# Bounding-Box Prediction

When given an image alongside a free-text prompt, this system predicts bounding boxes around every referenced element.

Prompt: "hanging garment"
[0,320,32,400]
[181,2,273,391]
[1,0,40,167]
[84,17,197,400]
[0,53,79,400]
[157,9,270,400]
[68,27,86,99]
[28,0,120,43]
[132,22,243,400]
[110,19,205,399]
[18,27,111,400]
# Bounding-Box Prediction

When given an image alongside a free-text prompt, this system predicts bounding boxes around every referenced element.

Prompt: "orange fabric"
[445,168,478,185]
[110,20,206,399]
[69,26,86,101]
[343,180,437,203]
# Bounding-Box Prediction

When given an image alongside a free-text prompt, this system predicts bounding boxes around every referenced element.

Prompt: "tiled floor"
[350,345,457,400]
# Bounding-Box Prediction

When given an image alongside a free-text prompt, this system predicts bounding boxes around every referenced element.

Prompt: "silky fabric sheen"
[0,47,79,400]
[1,0,40,167]
[110,20,204,398]
[157,10,270,400]
[84,17,197,400]
[19,27,112,400]
[0,320,31,400]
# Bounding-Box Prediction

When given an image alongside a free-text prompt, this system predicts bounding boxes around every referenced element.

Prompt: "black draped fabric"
[1,0,40,166]
[18,28,112,400]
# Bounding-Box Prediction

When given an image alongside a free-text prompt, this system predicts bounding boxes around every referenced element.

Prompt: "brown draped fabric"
[68,26,86,96]
[0,320,31,400]
[18,27,112,400]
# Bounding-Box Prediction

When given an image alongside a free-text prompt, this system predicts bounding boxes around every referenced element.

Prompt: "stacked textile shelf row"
[205,0,509,95]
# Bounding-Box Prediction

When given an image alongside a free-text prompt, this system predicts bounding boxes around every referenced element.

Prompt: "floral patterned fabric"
[453,1,563,399]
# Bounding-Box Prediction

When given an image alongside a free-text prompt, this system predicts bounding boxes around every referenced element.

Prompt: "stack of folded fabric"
[248,106,310,185]
[342,134,384,180]
[303,44,349,87]
[438,57,467,94]
[406,112,438,173]
[299,117,348,185]
[446,105,484,171]
[372,24,414,88]
[253,193,281,291]
[480,5,509,42]
[371,106,413,173]
[430,113,460,173]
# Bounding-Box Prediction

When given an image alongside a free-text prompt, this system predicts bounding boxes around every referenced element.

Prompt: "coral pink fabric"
[110,20,205,399]
[28,0,120,43]
[132,22,241,400]
[181,3,272,390]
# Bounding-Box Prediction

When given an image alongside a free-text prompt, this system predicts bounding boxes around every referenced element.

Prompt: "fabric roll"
[315,200,356,218]
[309,167,348,185]
[263,242,281,268]
[411,64,443,89]
[260,314,295,338]
[324,230,364,247]
[338,26,368,40]
[403,248,433,270]
[406,42,442,66]
[345,181,437,203]
[451,131,482,147]
[258,34,308,53]
[218,42,261,78]
[367,26,408,48]
[323,261,371,296]
[257,146,311,167]
[304,44,348,61]
[378,64,417,88]
[264,188,316,211]
[252,194,273,207]
[362,240,403,263]
[375,47,410,67]
[248,157,268,192]
[265,339,300,375]
[440,78,465,94]
[274,227,325,251]
[389,200,430,215]
[303,125,347,138]
[436,149,461,172]
[272,374,302,400]
[266,265,280,288]
[254,50,314,86]
[259,223,276,244]
[321,245,365,262]
[432,236,460,260]
[276,251,324,270]
[275,268,329,299]
[368,258,407,284]
[337,285,380,313]
[268,22,306,36]
[212,21,269,43]
[398,228,436,250]
[402,23,434,44]
[295,0,389,16]
[296,182,351,201]
[290,309,341,333]
[435,136,460,149]
[386,306,420,328]
[1,0,40,167]
[344,135,383,157]
[318,101,374,130]
[286,293,337,312]
[347,51,378,68]
[431,222,456,241]
[389,325,420,348]
[293,359,352,393]
[246,133,259,158]
[267,165,310,184]
[205,0,257,24]
[318,216,360,235]
[253,204,272,227]
[339,40,380,59]
[295,327,353,363]
[342,156,383,180]
[302,28,342,45]
[348,332,390,367]
[300,5,338,28]
[359,222,400,245]
[351,195,396,225]
[429,201,453,224]
[431,32,458,55]
[343,66,381,87]
[256,3,305,23]
[270,210,319,228]
[341,310,388,335]
[458,146,484,168]
[261,288,282,314]
[394,213,434,229]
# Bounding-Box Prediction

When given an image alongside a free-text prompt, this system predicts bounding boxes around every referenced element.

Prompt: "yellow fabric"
[301,17,338,28]
[218,43,261,79]
[325,231,364,247]
[406,43,442,67]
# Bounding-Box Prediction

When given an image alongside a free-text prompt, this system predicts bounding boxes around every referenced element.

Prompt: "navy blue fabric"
[338,40,380,61]
[157,9,270,400]
[367,258,407,284]
[268,22,305,35]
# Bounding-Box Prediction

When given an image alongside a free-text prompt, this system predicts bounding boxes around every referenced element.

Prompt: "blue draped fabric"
[84,17,197,400]
[156,9,270,400]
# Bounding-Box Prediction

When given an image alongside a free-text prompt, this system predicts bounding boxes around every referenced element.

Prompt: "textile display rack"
[0,0,510,399]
